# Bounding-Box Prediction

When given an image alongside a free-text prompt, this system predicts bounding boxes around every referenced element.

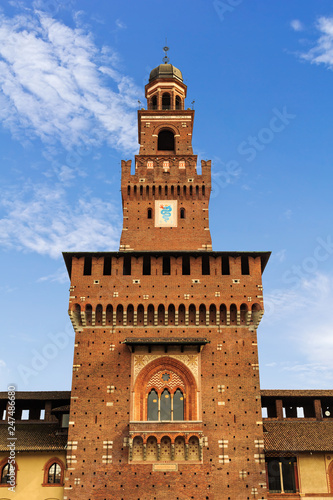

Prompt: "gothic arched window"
[160,389,171,420]
[147,389,158,421]
[173,388,184,420]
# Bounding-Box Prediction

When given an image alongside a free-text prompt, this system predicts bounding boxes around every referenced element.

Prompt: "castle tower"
[119,56,212,252]
[63,52,270,500]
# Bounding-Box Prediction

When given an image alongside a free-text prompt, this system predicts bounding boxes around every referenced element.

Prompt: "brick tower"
[63,53,270,500]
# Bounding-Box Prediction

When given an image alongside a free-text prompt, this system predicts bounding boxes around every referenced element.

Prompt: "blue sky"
[0,0,333,392]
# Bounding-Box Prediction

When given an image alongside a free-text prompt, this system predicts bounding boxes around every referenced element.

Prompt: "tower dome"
[149,63,183,83]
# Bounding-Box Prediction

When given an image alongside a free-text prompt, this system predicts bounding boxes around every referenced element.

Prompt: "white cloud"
[0,183,121,258]
[116,19,126,30]
[0,8,141,153]
[0,360,6,368]
[262,273,333,386]
[299,16,333,68]
[38,267,69,283]
[290,19,304,32]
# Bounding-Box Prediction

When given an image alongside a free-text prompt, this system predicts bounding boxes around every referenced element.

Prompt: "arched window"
[199,304,206,324]
[106,304,113,325]
[147,208,152,219]
[1,462,10,484]
[160,436,171,460]
[95,304,103,325]
[158,304,165,325]
[162,92,171,110]
[188,436,200,460]
[230,304,237,325]
[220,304,227,324]
[173,389,184,420]
[147,304,154,325]
[178,304,185,324]
[127,304,134,325]
[209,304,216,325]
[43,458,64,486]
[148,389,158,421]
[116,304,123,325]
[132,436,144,461]
[180,207,185,219]
[48,463,61,484]
[72,304,82,327]
[160,389,171,420]
[146,436,158,461]
[175,95,182,109]
[174,436,185,460]
[168,304,175,325]
[251,303,261,327]
[0,458,18,487]
[85,304,92,326]
[189,304,196,325]
[151,94,157,109]
[158,130,174,151]
[137,304,144,325]
[240,303,248,324]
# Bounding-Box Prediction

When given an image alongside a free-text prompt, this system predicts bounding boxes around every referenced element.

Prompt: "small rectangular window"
[21,409,29,420]
[103,256,112,275]
[143,255,151,275]
[222,255,230,275]
[83,256,92,275]
[241,255,250,275]
[123,255,131,275]
[182,255,190,275]
[163,256,170,275]
[62,414,70,428]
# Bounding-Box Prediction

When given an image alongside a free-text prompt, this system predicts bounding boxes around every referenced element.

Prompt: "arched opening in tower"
[158,129,175,151]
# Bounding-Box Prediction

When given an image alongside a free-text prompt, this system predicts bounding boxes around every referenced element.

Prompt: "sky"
[0,0,333,392]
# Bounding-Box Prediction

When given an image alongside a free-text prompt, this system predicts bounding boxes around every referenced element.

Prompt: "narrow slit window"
[241,255,250,275]
[123,255,131,275]
[163,256,171,275]
[182,255,190,275]
[202,255,210,275]
[83,256,92,276]
[143,255,151,275]
[103,256,112,275]
[222,255,230,275]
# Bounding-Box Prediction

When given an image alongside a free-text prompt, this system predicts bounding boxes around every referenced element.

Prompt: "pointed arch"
[133,356,198,421]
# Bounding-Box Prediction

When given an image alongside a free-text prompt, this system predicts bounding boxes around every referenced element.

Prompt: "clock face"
[325,410,331,417]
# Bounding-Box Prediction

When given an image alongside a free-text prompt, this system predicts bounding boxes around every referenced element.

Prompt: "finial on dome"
[162,45,169,64]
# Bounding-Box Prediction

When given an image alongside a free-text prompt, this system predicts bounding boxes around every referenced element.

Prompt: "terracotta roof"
[0,391,70,401]
[0,423,67,452]
[264,420,333,452]
[261,389,333,397]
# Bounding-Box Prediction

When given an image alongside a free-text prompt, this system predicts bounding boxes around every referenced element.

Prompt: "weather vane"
[163,41,169,64]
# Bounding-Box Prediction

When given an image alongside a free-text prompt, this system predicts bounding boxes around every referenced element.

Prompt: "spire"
[162,45,170,64]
